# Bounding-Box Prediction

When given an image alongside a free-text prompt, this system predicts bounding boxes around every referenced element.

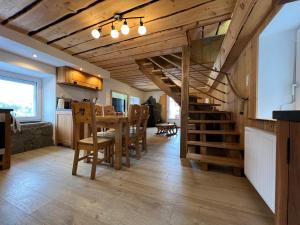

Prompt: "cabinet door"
[275,121,289,225]
[56,113,73,147]
[288,122,300,225]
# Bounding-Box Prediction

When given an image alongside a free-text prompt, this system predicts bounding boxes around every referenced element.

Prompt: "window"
[112,91,128,113]
[257,2,300,120]
[0,72,41,122]
[129,96,140,105]
[168,97,180,119]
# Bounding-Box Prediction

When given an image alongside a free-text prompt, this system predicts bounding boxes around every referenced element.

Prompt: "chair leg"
[72,147,80,176]
[90,150,98,180]
[110,145,114,167]
[136,140,141,160]
[143,132,147,152]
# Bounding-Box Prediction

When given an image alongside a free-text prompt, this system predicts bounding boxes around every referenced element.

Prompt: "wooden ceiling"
[0,0,236,91]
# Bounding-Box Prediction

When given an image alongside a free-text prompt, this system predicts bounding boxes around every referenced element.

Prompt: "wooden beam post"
[180,46,190,158]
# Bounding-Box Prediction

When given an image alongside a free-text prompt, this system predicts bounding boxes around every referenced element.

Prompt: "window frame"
[129,96,141,105]
[0,70,42,122]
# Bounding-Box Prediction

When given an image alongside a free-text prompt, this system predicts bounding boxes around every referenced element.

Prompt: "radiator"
[245,127,276,212]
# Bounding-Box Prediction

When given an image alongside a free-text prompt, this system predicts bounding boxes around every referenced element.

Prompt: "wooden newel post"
[180,46,190,158]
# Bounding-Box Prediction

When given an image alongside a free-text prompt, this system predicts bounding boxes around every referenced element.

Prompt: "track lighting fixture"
[91,27,101,39]
[121,20,129,35]
[90,14,146,40]
[138,19,147,35]
[110,23,119,38]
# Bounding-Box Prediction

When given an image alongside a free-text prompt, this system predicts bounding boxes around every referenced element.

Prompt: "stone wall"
[11,122,53,154]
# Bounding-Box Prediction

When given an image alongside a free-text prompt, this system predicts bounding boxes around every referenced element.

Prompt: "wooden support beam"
[180,46,190,158]
[207,0,271,89]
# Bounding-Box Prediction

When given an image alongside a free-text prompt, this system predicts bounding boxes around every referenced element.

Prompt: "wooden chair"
[127,104,142,159]
[72,102,114,180]
[139,105,150,152]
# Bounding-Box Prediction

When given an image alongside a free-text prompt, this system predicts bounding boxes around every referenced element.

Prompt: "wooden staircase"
[187,101,244,176]
[137,54,244,176]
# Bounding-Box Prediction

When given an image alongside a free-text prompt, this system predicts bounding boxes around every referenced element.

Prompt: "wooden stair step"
[143,62,153,67]
[167,84,179,88]
[186,153,244,168]
[161,77,170,81]
[188,120,235,124]
[152,69,162,74]
[189,111,230,114]
[189,103,220,106]
[187,141,244,150]
[188,130,240,135]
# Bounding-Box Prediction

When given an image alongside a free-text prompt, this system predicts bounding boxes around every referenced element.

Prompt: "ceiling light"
[33,54,37,58]
[110,24,119,38]
[91,28,101,39]
[121,20,129,35]
[79,67,83,71]
[138,20,147,35]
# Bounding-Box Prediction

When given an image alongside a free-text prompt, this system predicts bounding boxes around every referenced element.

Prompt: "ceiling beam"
[208,0,278,89]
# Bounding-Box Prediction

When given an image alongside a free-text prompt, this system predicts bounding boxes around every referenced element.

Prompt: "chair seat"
[97,130,137,139]
[78,137,112,145]
[97,131,115,139]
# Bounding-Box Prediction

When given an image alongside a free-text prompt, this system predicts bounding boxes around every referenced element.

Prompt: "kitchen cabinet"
[57,67,103,91]
[273,111,300,225]
[56,111,73,148]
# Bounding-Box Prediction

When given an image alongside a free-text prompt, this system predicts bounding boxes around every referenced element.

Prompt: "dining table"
[95,115,129,170]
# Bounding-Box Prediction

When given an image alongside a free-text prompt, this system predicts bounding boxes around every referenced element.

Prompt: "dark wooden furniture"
[72,102,114,180]
[155,122,178,137]
[273,110,300,225]
[0,109,12,170]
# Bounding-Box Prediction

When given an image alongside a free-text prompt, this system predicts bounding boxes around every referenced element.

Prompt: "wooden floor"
[0,128,274,225]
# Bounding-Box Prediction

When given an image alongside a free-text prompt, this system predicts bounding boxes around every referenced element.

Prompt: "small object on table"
[155,122,178,137]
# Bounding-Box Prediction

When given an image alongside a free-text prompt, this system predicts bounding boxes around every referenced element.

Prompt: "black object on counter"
[273,110,300,122]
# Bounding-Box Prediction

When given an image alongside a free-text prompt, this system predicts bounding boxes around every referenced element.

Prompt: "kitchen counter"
[273,110,300,122]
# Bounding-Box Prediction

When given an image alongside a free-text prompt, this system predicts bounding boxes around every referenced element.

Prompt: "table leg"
[124,122,130,167]
[114,123,122,170]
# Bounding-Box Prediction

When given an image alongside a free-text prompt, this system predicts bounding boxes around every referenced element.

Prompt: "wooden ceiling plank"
[0,0,36,23]
[54,0,235,53]
[88,36,187,63]
[95,46,182,67]
[6,0,95,33]
[77,27,187,59]
[52,0,219,49]
[33,0,152,42]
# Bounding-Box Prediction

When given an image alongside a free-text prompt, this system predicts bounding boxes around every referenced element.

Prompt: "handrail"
[147,58,226,103]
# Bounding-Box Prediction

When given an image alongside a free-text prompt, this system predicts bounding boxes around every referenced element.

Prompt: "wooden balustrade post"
[180,46,190,158]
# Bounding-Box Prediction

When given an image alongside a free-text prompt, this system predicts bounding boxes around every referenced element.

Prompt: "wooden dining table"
[95,115,129,170]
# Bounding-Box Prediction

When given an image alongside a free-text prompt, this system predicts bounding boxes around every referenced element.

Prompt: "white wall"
[258,29,296,120]
[56,84,99,102]
[104,79,145,105]
[144,91,164,103]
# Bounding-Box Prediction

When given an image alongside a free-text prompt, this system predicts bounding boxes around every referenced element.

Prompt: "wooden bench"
[155,123,178,137]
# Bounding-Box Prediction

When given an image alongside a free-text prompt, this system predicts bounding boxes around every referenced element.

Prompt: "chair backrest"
[128,104,141,126]
[72,102,97,145]
[103,105,116,116]
[140,105,150,132]
[95,104,103,116]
